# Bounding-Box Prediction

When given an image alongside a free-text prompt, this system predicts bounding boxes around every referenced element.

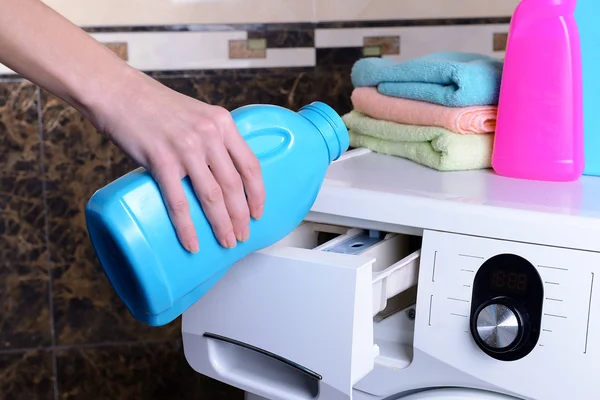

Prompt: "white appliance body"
[181,149,600,400]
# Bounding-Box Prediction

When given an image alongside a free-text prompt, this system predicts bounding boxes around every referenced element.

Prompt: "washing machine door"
[400,388,520,400]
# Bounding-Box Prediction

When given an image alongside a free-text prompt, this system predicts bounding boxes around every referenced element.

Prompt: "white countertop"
[308,148,600,253]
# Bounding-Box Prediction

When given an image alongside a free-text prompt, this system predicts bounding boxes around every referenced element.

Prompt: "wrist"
[76,61,146,134]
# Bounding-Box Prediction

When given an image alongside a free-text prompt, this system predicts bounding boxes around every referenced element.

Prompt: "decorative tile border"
[247,26,315,48]
[493,32,508,52]
[0,18,510,77]
[363,36,400,56]
[314,23,509,67]
[315,16,511,29]
[78,17,511,33]
[316,47,364,66]
[104,42,129,61]
[229,39,267,59]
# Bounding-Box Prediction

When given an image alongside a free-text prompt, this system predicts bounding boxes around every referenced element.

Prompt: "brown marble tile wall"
[0,64,352,400]
[41,90,182,346]
[0,350,54,400]
[0,82,50,353]
[55,341,238,400]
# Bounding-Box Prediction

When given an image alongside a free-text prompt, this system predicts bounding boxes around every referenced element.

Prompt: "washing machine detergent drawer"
[181,222,420,400]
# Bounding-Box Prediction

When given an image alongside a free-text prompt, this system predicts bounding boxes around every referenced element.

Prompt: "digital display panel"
[489,268,528,292]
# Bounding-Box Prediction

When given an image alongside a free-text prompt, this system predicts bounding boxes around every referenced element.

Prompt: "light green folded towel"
[342,111,494,171]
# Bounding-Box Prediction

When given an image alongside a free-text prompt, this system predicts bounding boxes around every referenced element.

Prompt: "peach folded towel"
[351,87,497,134]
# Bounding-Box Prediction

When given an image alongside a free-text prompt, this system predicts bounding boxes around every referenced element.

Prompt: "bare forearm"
[0,0,138,126]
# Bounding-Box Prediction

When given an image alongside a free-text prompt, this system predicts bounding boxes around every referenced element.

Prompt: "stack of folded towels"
[344,52,504,171]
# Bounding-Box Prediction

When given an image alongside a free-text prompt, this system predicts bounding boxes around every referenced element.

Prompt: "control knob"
[473,302,523,352]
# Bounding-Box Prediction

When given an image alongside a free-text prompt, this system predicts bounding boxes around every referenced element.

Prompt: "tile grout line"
[35,86,59,400]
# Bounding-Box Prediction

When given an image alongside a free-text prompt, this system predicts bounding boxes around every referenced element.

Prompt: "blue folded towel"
[351,52,504,107]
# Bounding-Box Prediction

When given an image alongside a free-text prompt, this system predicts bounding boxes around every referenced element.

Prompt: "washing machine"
[181,149,600,400]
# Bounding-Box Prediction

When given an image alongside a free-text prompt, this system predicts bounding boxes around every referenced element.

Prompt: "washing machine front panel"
[399,388,519,400]
[414,230,600,400]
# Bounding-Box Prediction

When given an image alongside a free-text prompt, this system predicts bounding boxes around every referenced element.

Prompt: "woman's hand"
[94,69,266,253]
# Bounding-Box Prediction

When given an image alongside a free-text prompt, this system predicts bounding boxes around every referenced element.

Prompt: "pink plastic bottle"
[492,0,584,182]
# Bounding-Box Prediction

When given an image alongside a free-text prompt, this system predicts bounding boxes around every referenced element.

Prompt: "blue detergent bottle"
[576,0,600,176]
[85,102,349,326]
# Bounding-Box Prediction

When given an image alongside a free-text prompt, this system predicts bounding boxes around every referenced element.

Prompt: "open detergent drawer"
[182,222,420,400]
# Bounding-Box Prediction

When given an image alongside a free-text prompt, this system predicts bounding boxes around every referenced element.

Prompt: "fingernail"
[225,231,237,248]
[254,205,264,220]
[187,239,199,253]
[241,225,250,242]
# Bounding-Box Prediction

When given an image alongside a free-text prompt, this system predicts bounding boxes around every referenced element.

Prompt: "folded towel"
[343,111,493,171]
[351,52,504,107]
[351,87,497,134]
